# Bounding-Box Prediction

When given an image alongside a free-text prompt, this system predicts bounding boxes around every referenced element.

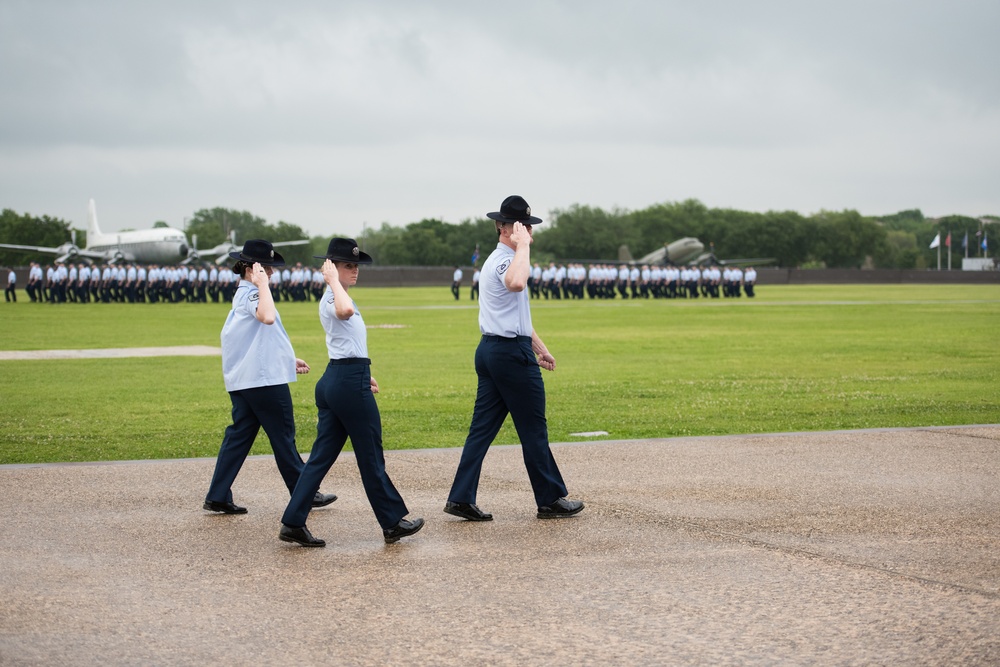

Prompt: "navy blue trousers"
[206,383,304,503]
[448,336,568,507]
[282,360,408,529]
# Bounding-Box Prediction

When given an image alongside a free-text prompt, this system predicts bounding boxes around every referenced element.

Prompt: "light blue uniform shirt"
[479,243,533,337]
[221,280,297,392]
[320,288,368,359]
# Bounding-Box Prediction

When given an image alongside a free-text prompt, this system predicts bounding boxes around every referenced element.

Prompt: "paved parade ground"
[1,426,998,665]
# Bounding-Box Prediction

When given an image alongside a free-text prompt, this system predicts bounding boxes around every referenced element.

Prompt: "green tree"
[360,217,498,267]
[625,200,709,257]
[0,209,75,265]
[186,208,270,249]
[185,208,313,265]
[874,230,922,269]
[533,205,632,260]
[810,210,887,268]
[878,209,925,232]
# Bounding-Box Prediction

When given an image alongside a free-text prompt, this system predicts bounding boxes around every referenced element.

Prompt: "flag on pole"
[471,244,480,265]
[945,232,951,247]
[929,233,940,249]
[983,232,989,251]
[962,232,968,249]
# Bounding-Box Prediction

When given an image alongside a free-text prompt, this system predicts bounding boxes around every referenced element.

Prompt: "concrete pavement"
[1,426,998,665]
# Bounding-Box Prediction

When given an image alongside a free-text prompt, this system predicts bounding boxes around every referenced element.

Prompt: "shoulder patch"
[497,258,511,275]
[327,296,335,304]
[249,293,259,302]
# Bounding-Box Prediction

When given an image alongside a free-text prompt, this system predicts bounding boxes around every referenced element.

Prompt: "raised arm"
[504,222,532,292]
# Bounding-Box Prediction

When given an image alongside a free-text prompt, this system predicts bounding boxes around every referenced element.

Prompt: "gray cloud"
[1,0,998,235]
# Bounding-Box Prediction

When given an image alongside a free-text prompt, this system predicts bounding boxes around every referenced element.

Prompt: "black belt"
[328,358,371,365]
[481,335,531,343]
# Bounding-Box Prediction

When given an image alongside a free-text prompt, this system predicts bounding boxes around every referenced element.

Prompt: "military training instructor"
[444,195,585,522]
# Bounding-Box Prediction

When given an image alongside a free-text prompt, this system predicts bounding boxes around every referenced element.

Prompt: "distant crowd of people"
[521,263,758,300]
[16,261,328,304]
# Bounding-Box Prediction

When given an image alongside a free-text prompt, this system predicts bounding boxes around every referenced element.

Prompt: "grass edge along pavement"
[0,284,997,464]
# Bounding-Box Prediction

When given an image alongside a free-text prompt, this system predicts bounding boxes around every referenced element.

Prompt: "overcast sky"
[1,0,998,239]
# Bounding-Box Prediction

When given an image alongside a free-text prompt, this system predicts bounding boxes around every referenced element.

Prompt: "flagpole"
[947,230,951,270]
[937,238,941,270]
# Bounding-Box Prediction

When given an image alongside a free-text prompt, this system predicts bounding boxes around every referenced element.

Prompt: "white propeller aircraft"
[0,200,309,265]
[0,199,189,264]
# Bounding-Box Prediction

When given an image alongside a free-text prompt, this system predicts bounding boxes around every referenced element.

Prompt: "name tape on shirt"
[496,258,511,276]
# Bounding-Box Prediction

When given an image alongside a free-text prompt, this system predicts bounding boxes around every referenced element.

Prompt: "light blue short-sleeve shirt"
[221,280,297,392]
[479,243,533,337]
[320,288,368,359]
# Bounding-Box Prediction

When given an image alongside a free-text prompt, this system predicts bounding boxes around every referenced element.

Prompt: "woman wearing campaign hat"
[279,238,423,547]
[204,239,337,517]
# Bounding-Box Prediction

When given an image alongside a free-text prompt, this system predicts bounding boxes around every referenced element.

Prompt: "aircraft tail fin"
[617,244,633,263]
[88,199,102,236]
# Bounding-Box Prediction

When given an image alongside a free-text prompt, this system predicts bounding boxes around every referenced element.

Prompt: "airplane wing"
[186,234,312,265]
[695,253,777,267]
[0,242,110,263]
[0,243,62,253]
[210,239,311,265]
[715,257,777,267]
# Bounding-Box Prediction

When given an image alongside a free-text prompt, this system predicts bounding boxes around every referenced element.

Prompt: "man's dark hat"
[486,195,543,226]
[229,239,285,266]
[314,237,373,264]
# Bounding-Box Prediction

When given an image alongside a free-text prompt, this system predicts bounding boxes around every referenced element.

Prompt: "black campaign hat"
[314,237,373,264]
[229,239,285,266]
[486,195,543,226]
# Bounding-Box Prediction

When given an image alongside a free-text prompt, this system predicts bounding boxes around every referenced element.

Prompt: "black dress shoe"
[203,500,247,514]
[537,497,584,519]
[383,517,425,543]
[312,492,337,508]
[444,501,493,521]
[279,524,326,547]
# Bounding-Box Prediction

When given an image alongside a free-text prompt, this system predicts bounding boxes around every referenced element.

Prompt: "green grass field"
[1,284,997,464]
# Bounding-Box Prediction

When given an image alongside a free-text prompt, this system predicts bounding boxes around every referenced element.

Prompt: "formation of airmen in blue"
[14,259,758,305]
[526,262,757,300]
[18,261,327,304]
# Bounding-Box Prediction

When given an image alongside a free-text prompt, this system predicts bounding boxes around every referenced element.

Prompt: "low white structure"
[962,258,997,271]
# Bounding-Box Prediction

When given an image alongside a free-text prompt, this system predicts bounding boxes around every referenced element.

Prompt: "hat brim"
[313,251,374,264]
[486,212,543,225]
[229,250,286,267]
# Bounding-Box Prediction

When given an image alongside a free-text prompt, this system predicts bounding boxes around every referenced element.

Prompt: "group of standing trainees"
[205,195,583,547]
[13,261,335,305]
[519,263,758,300]
[460,257,759,303]
[17,261,240,304]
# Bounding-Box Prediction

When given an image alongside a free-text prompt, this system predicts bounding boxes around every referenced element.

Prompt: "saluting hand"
[250,262,269,289]
[322,259,338,284]
[510,222,532,248]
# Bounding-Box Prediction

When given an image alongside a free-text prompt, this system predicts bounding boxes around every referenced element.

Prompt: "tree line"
[2,200,994,269]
